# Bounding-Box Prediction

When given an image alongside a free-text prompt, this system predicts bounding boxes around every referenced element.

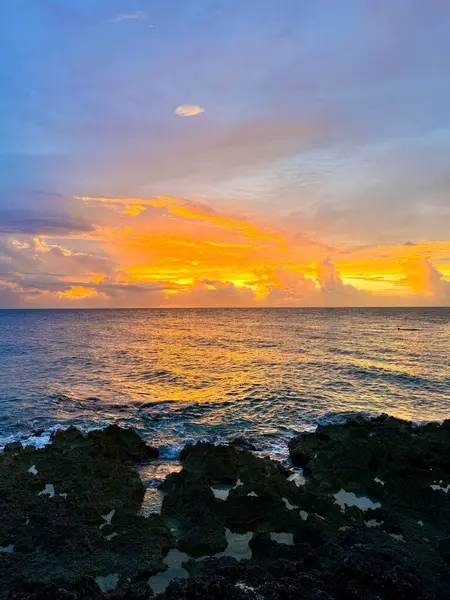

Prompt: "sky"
[1,0,450,308]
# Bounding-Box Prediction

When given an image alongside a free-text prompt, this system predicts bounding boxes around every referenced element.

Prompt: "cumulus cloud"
[315,258,372,306]
[166,279,256,307]
[402,257,450,303]
[263,268,317,306]
[175,105,205,117]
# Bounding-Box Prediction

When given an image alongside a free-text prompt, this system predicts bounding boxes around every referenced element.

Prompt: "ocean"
[1,308,449,462]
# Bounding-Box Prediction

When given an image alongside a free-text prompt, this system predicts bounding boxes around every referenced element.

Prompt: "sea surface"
[0,308,449,462]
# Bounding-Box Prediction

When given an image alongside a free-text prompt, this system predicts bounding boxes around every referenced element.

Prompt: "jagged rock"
[0,426,169,599]
[4,416,450,599]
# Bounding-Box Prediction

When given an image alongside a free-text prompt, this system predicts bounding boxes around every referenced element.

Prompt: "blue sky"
[1,0,450,307]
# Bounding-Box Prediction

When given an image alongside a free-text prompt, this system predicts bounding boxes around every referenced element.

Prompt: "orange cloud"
[3,193,449,308]
[122,204,147,217]
[402,257,450,301]
[78,195,284,244]
[58,286,97,300]
[175,105,205,117]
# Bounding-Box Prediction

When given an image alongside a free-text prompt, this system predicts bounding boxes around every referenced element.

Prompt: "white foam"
[105,532,118,541]
[247,491,258,497]
[38,484,55,498]
[300,510,308,521]
[0,425,65,453]
[333,489,381,512]
[235,582,257,592]
[288,471,306,487]
[95,573,119,593]
[374,477,385,486]
[0,545,14,553]
[389,533,405,542]
[28,465,38,475]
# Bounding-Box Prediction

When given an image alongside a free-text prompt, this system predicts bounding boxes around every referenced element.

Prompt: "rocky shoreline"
[2,415,450,599]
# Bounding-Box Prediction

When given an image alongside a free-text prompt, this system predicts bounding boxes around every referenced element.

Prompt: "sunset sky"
[1,0,450,308]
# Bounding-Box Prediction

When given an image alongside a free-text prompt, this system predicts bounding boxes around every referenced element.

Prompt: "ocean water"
[0,308,449,462]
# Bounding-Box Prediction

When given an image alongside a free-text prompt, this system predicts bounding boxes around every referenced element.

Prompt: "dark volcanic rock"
[3,415,450,599]
[157,415,450,599]
[0,426,169,599]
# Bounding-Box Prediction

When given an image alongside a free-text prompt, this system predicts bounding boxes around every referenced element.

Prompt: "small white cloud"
[175,105,205,117]
[109,11,146,23]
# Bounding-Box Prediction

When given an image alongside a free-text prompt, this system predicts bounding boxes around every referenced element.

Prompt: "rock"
[229,437,257,452]
[0,426,169,600]
[3,441,23,454]
[4,416,450,599]
[109,581,154,599]
[161,470,226,556]
[6,577,105,599]
[51,424,159,462]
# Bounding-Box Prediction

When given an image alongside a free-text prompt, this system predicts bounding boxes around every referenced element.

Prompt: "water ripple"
[0,307,449,457]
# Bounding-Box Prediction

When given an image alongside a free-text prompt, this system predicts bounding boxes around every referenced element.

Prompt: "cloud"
[0,211,94,235]
[122,205,147,217]
[263,268,317,306]
[402,257,450,302]
[175,105,205,117]
[1,190,449,308]
[109,11,146,23]
[79,195,284,244]
[316,258,372,306]
[166,279,256,307]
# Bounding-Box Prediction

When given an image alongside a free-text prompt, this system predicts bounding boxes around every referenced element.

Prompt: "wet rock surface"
[3,416,450,598]
[0,426,170,598]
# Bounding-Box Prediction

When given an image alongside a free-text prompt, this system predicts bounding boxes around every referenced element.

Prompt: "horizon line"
[0,306,448,311]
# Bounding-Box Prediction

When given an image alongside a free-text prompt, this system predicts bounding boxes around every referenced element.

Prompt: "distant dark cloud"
[0,211,94,235]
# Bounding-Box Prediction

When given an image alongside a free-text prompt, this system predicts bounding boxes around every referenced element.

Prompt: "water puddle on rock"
[282,498,298,510]
[140,488,164,516]
[213,529,252,560]
[95,573,119,593]
[148,528,253,594]
[430,482,450,493]
[148,549,191,595]
[38,484,55,498]
[137,460,182,516]
[365,519,383,528]
[99,509,115,529]
[333,489,381,512]
[270,532,294,545]
[211,479,243,501]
